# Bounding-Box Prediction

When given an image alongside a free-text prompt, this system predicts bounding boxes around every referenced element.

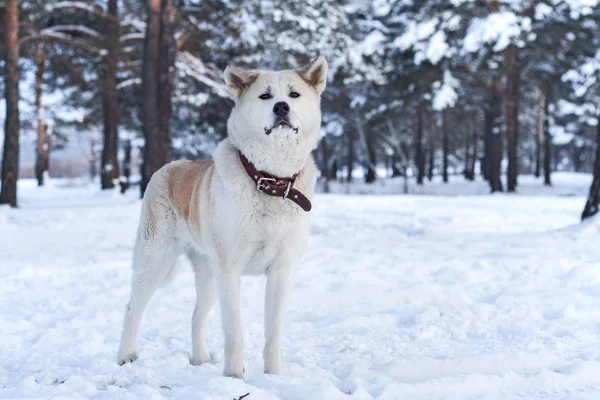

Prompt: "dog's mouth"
[264,119,299,135]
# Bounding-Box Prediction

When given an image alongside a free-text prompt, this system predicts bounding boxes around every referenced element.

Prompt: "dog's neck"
[228,136,312,178]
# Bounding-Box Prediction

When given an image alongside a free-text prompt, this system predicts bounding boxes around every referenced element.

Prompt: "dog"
[117,56,327,378]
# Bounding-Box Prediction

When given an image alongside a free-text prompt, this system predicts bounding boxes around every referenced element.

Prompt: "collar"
[238,151,312,212]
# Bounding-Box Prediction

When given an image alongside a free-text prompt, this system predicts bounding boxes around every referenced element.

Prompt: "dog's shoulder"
[166,159,214,220]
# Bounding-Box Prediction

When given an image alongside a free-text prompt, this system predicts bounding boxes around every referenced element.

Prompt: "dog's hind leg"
[117,227,179,365]
[188,250,217,365]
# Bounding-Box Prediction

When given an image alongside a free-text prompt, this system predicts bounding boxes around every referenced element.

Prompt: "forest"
[1,0,599,220]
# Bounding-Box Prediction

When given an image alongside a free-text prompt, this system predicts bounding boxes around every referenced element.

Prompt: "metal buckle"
[256,177,276,192]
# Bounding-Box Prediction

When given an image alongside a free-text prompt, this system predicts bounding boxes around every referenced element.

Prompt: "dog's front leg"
[264,263,292,374]
[217,268,245,378]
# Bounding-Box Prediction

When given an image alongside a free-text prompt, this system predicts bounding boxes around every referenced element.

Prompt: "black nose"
[273,101,290,116]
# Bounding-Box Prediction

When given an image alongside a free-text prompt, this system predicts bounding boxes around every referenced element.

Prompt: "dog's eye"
[259,93,272,100]
[289,92,300,98]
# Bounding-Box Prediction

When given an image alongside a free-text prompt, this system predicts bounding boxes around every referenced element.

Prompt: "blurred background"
[0,0,599,219]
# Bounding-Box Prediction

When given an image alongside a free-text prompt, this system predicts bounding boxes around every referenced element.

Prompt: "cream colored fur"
[117,56,327,378]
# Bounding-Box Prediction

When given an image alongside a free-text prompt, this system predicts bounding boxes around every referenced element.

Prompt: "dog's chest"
[242,208,294,275]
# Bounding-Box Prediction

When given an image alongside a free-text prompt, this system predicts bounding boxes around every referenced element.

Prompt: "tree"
[582,120,600,220]
[558,6,600,219]
[34,41,48,186]
[140,0,177,197]
[101,0,120,189]
[1,0,20,207]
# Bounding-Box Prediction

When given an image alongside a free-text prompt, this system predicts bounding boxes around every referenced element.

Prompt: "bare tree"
[1,0,21,207]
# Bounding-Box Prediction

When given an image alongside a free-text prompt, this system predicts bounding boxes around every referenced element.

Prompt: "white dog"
[117,56,327,378]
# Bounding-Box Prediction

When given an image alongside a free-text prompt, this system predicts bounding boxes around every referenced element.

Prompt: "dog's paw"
[118,353,138,365]
[264,367,280,375]
[224,365,245,379]
[190,354,213,366]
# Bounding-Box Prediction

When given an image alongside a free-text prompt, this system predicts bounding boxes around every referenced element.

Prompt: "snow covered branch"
[46,1,118,23]
[120,33,145,43]
[177,51,230,99]
[19,31,102,54]
[116,78,142,91]
[41,25,102,39]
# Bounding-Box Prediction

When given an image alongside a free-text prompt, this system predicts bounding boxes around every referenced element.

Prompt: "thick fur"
[117,56,327,378]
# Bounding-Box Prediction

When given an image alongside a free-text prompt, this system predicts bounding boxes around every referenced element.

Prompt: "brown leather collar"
[238,151,312,212]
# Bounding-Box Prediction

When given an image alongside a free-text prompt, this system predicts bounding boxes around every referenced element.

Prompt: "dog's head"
[223,56,327,175]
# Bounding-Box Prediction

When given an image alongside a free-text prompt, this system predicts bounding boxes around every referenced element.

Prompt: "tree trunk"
[582,118,600,220]
[346,130,355,182]
[140,0,176,197]
[535,87,544,178]
[157,0,176,169]
[101,0,120,190]
[0,0,20,207]
[485,82,503,192]
[391,152,402,177]
[319,138,330,179]
[319,138,331,193]
[543,84,552,186]
[427,124,434,182]
[483,113,490,182]
[35,42,48,187]
[464,118,472,180]
[353,111,376,184]
[90,138,98,180]
[119,139,132,194]
[44,126,52,173]
[505,45,520,192]
[442,109,449,183]
[416,104,425,185]
[331,160,338,181]
[140,0,163,197]
[466,116,477,180]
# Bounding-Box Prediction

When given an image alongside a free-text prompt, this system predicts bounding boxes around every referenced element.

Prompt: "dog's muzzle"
[264,119,299,135]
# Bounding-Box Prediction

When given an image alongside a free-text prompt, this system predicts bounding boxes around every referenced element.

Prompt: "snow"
[463,12,526,53]
[393,19,444,65]
[2,176,600,399]
[425,31,449,65]
[432,70,459,111]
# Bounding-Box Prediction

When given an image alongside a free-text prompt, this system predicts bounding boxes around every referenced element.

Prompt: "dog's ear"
[224,65,259,98]
[296,55,328,94]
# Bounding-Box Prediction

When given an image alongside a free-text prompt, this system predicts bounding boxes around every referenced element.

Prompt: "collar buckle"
[256,177,276,192]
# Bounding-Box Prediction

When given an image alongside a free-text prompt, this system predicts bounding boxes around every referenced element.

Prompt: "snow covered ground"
[2,175,600,399]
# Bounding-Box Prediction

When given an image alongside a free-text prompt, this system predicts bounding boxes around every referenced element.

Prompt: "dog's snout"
[273,102,290,117]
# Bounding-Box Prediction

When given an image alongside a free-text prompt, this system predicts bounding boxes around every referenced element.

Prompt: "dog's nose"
[273,102,290,117]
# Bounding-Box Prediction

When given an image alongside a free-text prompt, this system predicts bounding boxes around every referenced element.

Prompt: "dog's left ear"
[224,65,259,98]
[296,55,328,95]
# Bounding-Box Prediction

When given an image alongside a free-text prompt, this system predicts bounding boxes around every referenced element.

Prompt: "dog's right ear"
[224,65,259,98]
